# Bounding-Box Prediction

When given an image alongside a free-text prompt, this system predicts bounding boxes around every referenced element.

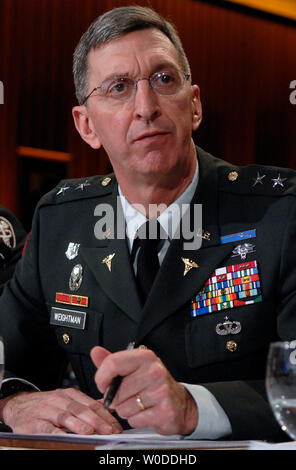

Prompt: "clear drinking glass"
[266,341,296,440]
[0,336,4,390]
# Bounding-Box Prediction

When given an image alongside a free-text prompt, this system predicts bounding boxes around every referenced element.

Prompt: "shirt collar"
[118,160,199,252]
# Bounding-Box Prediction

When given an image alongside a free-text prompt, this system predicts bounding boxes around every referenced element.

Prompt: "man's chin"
[138,149,175,172]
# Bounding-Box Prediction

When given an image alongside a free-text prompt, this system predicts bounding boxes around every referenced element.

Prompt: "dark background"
[0,0,295,231]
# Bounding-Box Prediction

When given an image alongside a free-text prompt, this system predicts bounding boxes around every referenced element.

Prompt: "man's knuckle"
[148,363,165,382]
[142,349,156,362]
[56,410,72,426]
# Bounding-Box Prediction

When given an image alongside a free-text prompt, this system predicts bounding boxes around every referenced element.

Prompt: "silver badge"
[216,316,241,336]
[271,174,287,188]
[252,171,266,187]
[69,264,83,292]
[232,243,255,260]
[56,185,70,196]
[65,242,80,260]
[0,216,16,248]
[75,180,91,191]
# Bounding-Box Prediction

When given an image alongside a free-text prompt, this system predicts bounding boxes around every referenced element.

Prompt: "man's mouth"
[133,131,169,142]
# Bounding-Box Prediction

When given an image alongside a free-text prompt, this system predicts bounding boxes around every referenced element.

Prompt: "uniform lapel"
[80,238,142,323]
[79,185,142,324]
[137,149,234,341]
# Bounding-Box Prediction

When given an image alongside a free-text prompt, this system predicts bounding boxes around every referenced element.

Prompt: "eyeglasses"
[82,68,190,105]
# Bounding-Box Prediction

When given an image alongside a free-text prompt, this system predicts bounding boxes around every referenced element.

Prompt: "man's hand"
[91,346,198,436]
[0,387,122,434]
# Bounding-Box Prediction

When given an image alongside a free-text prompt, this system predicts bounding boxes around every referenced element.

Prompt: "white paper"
[249,440,296,450]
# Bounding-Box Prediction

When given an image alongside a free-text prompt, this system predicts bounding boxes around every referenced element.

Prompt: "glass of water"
[0,336,4,390]
[266,341,296,440]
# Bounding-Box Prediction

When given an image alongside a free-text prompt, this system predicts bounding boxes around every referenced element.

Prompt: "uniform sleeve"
[182,383,232,439]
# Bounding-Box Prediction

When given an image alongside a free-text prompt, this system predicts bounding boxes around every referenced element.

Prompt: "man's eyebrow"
[99,62,181,83]
[100,72,131,83]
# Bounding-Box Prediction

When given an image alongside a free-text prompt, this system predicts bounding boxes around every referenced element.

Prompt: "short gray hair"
[73,5,191,105]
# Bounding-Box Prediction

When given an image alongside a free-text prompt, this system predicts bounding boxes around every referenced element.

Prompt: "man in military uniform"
[0,206,26,432]
[0,206,26,294]
[0,6,295,440]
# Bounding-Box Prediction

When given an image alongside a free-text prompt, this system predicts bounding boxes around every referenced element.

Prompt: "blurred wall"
[0,0,295,227]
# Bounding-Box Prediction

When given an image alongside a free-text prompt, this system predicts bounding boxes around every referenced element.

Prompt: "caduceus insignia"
[102,253,115,272]
[181,257,199,276]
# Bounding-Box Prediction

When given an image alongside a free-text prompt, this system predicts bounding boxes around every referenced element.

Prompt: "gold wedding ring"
[136,393,145,411]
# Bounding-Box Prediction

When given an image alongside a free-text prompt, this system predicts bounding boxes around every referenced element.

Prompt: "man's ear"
[72,105,102,149]
[191,85,202,131]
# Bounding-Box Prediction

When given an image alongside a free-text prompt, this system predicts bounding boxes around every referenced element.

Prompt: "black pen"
[103,341,135,409]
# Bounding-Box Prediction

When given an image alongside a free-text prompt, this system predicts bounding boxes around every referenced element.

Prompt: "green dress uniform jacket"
[1,147,296,441]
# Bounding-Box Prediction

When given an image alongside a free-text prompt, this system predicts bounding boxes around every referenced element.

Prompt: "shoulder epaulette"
[218,163,296,197]
[37,173,116,207]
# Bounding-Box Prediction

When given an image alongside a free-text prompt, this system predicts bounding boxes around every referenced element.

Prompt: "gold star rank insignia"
[102,253,115,272]
[181,257,199,276]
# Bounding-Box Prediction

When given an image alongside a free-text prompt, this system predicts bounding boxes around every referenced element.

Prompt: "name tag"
[50,307,86,330]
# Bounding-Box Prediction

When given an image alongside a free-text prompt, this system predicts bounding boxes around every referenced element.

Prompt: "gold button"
[63,333,71,344]
[138,345,148,350]
[228,171,238,182]
[226,340,237,352]
[101,177,111,187]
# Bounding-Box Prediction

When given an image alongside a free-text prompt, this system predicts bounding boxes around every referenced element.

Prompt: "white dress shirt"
[118,163,232,439]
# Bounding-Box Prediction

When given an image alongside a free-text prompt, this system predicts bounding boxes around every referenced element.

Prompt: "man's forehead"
[87,28,180,77]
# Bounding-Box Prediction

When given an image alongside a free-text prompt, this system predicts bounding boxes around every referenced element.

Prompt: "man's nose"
[133,79,161,122]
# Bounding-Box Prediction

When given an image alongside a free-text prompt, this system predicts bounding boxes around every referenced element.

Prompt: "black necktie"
[136,220,162,304]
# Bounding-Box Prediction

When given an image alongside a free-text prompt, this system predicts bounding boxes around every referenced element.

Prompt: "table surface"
[0,436,94,450]
[0,433,251,450]
[0,432,294,451]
